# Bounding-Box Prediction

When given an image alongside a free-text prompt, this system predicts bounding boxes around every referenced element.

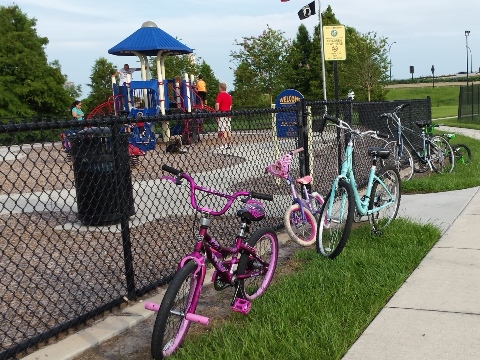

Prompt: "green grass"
[402,131,480,193]
[171,219,440,360]
[386,86,460,107]
[386,86,460,119]
[432,105,458,119]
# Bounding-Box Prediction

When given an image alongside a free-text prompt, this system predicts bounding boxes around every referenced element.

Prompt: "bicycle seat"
[236,200,266,222]
[296,175,312,185]
[415,120,430,128]
[367,147,390,159]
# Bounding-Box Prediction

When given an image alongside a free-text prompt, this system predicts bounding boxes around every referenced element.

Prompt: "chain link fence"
[0,98,430,359]
[458,83,480,123]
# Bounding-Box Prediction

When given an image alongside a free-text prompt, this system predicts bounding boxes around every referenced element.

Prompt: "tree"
[285,24,314,98]
[230,25,291,105]
[350,32,389,101]
[0,5,71,118]
[231,61,269,108]
[83,57,117,113]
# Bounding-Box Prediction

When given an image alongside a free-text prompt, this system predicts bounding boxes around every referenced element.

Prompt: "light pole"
[465,31,470,87]
[388,41,396,83]
[467,46,472,73]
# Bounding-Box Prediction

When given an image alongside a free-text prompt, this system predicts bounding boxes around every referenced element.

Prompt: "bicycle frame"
[161,173,269,287]
[328,138,395,219]
[385,108,435,170]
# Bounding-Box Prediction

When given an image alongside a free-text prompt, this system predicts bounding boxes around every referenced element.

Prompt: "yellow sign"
[323,25,346,61]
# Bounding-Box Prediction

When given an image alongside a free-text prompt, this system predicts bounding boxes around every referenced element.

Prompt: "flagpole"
[318,0,327,101]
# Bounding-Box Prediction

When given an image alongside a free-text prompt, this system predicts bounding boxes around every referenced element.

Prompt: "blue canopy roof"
[108,21,193,57]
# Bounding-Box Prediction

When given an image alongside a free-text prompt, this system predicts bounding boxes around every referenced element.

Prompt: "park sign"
[275,89,304,138]
[323,25,346,61]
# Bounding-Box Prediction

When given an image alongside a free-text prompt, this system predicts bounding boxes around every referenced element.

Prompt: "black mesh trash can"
[69,127,134,226]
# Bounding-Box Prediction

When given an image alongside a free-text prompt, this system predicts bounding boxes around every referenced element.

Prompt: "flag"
[298,1,315,20]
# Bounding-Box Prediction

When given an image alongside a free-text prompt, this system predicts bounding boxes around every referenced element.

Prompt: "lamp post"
[467,46,472,73]
[388,41,396,83]
[465,31,470,87]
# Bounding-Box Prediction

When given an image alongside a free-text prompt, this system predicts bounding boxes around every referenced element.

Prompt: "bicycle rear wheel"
[151,261,199,359]
[284,204,317,246]
[429,135,454,173]
[237,227,278,300]
[453,143,471,165]
[316,179,354,259]
[369,165,401,233]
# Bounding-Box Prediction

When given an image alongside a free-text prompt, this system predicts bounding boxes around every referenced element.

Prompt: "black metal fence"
[0,97,430,359]
[458,83,480,123]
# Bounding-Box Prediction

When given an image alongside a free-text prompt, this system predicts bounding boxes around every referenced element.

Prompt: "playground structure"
[63,20,216,163]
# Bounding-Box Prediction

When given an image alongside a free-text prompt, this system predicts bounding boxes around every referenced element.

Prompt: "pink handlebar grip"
[144,301,160,312]
[292,147,304,155]
[185,312,209,325]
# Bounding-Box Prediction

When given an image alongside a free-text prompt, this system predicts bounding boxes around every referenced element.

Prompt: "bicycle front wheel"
[453,143,472,165]
[369,165,401,232]
[237,227,278,300]
[429,135,454,173]
[284,204,317,246]
[316,179,354,259]
[382,141,414,181]
[151,261,200,359]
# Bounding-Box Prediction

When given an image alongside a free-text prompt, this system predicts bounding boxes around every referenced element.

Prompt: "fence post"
[296,99,310,184]
[112,124,137,300]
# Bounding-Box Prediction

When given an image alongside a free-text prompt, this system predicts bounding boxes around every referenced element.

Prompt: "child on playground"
[195,74,207,107]
[71,100,84,121]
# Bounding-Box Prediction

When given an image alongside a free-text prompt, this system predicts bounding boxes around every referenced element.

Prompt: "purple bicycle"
[145,165,279,359]
[266,148,325,246]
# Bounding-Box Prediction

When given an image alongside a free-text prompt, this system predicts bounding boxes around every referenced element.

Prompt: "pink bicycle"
[145,165,278,359]
[266,148,325,246]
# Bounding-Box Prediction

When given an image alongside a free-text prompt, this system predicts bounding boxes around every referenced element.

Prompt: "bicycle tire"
[453,143,472,165]
[284,204,317,246]
[237,227,278,300]
[151,261,199,359]
[429,135,454,173]
[316,179,355,259]
[368,165,401,232]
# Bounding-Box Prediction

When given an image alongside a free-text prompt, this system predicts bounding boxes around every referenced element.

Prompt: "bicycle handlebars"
[323,114,389,139]
[380,102,410,118]
[161,165,273,215]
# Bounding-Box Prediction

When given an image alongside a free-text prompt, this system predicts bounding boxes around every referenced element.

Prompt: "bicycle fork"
[145,254,210,325]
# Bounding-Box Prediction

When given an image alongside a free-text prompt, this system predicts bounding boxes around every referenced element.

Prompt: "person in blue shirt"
[71,100,84,121]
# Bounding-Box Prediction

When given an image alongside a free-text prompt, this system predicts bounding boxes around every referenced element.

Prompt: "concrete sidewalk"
[343,186,480,360]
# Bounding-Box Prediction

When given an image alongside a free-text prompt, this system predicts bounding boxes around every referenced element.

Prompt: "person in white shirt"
[113,64,141,85]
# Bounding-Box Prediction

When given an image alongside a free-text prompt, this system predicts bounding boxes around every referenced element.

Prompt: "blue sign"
[275,89,303,138]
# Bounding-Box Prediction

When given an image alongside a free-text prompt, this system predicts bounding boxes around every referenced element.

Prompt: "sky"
[7,0,480,98]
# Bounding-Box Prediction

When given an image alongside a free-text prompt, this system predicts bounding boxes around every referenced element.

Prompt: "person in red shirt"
[215,82,233,149]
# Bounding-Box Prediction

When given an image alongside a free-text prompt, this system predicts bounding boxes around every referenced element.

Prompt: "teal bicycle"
[316,114,402,259]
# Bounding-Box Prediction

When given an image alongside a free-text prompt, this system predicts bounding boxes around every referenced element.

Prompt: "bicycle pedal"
[231,298,251,314]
